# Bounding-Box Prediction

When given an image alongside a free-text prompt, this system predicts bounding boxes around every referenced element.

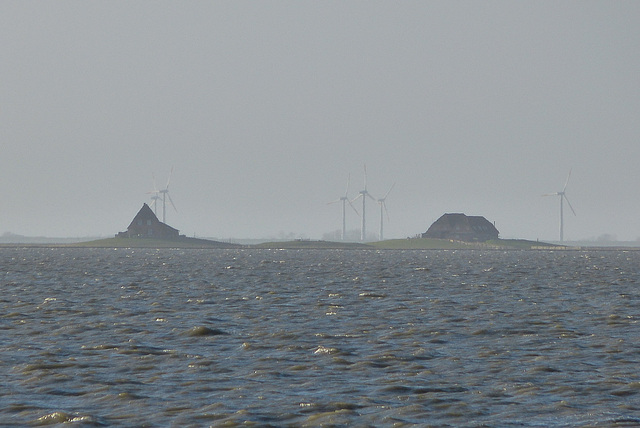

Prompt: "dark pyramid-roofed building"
[422,213,499,242]
[117,203,180,239]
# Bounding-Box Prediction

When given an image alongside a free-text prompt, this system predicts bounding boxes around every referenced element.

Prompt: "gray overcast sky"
[2,1,640,241]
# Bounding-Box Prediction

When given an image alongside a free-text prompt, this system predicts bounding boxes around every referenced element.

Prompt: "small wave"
[186,326,229,337]
[33,411,101,426]
[358,292,387,298]
[313,345,339,355]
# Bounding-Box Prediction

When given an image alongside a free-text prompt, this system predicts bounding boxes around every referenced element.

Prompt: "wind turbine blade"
[327,199,341,205]
[383,201,390,221]
[563,169,572,192]
[564,194,577,216]
[382,182,395,200]
[366,192,376,202]
[167,193,177,212]
[344,173,351,197]
[348,199,360,216]
[542,193,559,197]
[363,164,368,190]
[166,167,174,189]
[152,173,158,192]
[351,194,363,203]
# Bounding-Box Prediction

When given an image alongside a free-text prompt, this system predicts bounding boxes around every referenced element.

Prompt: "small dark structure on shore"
[422,213,499,242]
[117,203,180,239]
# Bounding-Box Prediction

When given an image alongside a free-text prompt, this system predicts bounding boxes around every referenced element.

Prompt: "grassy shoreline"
[2,236,637,250]
[58,236,242,249]
[1,236,560,250]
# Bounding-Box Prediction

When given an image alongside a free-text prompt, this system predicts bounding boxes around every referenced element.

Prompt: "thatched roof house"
[117,203,180,239]
[422,213,499,242]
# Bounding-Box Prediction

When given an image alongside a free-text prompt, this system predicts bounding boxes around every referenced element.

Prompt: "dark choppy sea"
[1,248,639,427]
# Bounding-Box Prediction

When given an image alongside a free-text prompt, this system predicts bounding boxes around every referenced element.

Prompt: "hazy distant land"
[4,232,640,250]
[254,238,563,250]
[0,235,572,250]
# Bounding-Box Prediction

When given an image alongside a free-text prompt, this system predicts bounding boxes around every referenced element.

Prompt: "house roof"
[423,213,499,241]
[437,213,495,230]
[127,203,178,233]
[127,203,158,228]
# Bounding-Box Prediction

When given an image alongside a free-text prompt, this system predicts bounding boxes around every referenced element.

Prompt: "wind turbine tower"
[543,169,576,242]
[352,165,376,241]
[150,193,161,216]
[378,183,395,241]
[328,174,359,240]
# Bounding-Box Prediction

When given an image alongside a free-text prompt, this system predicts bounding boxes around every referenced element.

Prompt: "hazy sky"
[2,1,640,241]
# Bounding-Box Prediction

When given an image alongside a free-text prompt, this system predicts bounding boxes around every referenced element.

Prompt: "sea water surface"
[1,247,639,426]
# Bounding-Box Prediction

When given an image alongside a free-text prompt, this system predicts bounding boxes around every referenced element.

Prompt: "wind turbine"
[156,167,177,224]
[351,165,376,241]
[328,174,359,241]
[543,169,576,242]
[377,182,395,241]
[147,176,162,216]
